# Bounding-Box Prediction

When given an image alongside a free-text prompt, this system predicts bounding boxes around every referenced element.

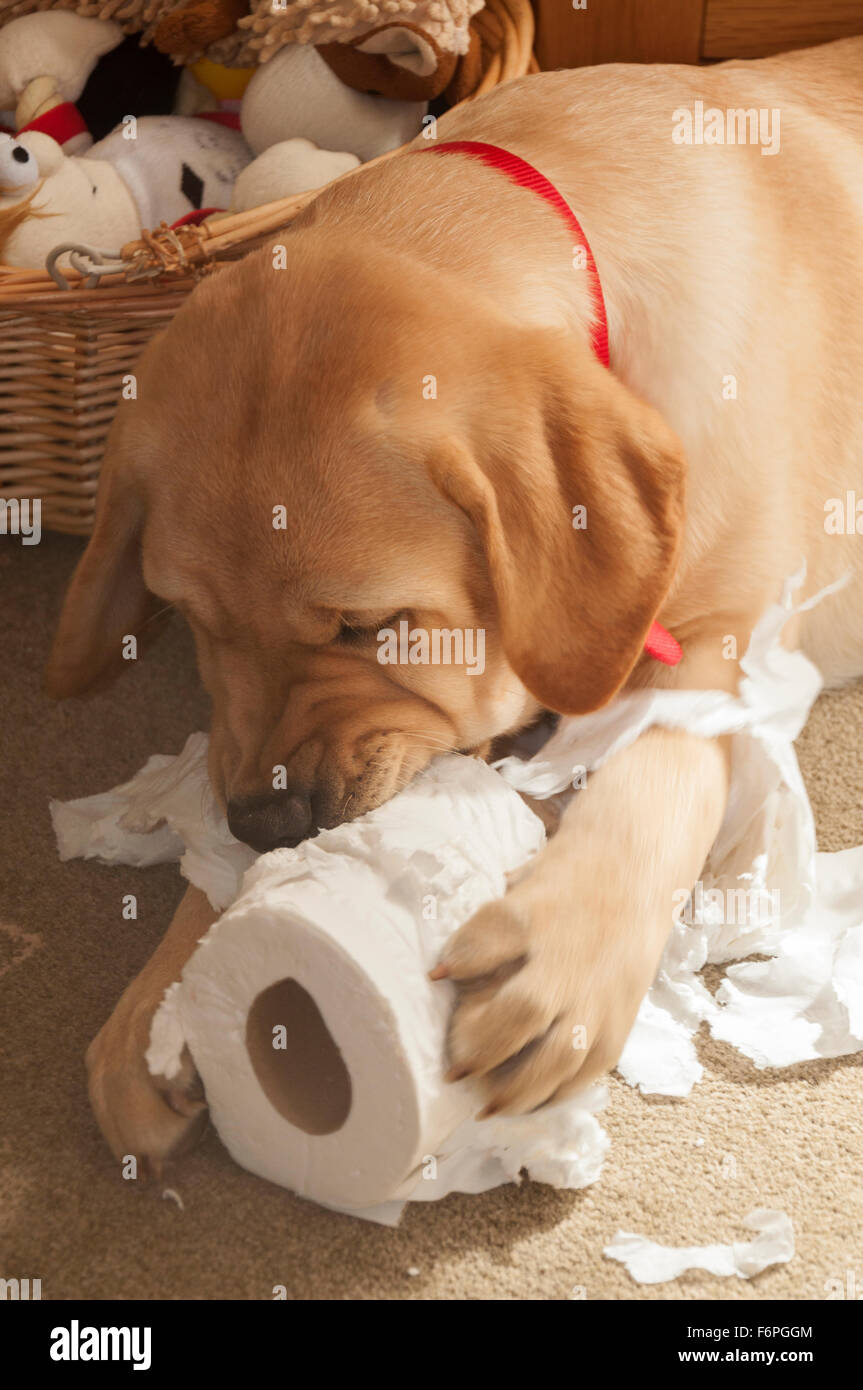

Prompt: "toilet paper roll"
[55,569,863,1221]
[150,755,548,1211]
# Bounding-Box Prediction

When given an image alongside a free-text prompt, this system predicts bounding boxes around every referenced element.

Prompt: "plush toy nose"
[227,791,314,853]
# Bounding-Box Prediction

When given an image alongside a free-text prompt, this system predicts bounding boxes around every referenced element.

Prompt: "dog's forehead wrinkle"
[168,233,506,405]
[130,241,503,637]
[143,517,463,641]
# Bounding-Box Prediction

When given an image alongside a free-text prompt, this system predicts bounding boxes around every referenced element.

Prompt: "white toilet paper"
[51,569,863,1224]
[51,734,255,912]
[149,755,556,1211]
[497,570,863,1096]
[53,748,610,1219]
[604,1209,795,1285]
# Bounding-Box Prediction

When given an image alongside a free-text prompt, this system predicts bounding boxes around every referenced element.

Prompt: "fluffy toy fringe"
[0,0,484,68]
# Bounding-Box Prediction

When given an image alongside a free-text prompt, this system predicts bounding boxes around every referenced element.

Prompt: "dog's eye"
[336,612,405,643]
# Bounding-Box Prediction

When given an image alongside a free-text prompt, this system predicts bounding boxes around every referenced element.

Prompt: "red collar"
[425,140,681,668]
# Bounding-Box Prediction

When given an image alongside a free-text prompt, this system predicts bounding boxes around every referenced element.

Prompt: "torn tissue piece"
[52,571,863,1219]
[145,981,185,1083]
[497,569,863,1093]
[605,1209,794,1285]
[50,733,256,911]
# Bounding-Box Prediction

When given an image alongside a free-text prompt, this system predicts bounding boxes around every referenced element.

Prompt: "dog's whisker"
[139,602,177,634]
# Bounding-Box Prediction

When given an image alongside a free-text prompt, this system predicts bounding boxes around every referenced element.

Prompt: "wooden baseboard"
[532,0,863,69]
[703,0,863,58]
[533,0,706,70]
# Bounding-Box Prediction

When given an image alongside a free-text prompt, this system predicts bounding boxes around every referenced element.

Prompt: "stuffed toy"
[227,40,425,211]
[0,0,486,253]
[239,40,425,163]
[1,1,483,99]
[0,115,250,267]
[229,135,358,212]
[174,54,255,119]
[0,11,123,153]
[233,0,483,77]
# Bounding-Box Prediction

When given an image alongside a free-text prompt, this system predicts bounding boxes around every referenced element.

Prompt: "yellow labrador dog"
[49,38,863,1172]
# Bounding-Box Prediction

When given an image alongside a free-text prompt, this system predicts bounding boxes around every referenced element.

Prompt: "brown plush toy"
[150,0,248,60]
[316,22,484,105]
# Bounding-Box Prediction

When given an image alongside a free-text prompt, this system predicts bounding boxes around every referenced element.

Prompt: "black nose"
[226,791,314,853]
[12,145,30,164]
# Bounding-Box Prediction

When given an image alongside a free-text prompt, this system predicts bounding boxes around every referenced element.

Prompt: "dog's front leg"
[437,716,731,1114]
[86,884,218,1175]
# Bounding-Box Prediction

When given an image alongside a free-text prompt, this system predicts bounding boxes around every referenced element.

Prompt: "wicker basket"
[0,0,536,534]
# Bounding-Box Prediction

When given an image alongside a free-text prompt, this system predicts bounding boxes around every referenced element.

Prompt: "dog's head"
[46,234,685,851]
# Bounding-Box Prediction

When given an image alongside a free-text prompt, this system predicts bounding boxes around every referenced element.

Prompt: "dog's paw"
[86,1001,208,1179]
[433,881,667,1114]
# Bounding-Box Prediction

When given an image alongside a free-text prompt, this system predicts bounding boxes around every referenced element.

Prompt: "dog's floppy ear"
[45,442,161,697]
[428,338,686,715]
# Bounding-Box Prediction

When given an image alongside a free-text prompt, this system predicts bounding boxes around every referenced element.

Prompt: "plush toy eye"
[0,135,39,192]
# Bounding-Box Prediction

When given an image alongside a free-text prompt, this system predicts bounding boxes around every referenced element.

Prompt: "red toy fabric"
[19,101,90,147]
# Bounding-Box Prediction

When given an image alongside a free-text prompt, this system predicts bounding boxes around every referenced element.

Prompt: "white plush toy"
[0,118,251,269]
[0,10,427,243]
[230,136,359,211]
[0,12,124,155]
[229,42,426,212]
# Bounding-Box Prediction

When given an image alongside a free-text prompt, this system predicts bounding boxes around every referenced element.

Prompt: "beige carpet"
[2,533,861,1301]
